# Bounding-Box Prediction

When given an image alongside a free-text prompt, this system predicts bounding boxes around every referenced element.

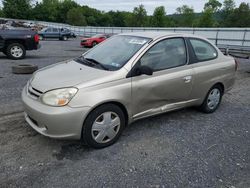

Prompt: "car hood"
[30,60,126,92]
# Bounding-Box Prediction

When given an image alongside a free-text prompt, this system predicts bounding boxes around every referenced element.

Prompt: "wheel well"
[81,101,129,139]
[214,82,225,94]
[93,102,128,125]
[5,40,26,49]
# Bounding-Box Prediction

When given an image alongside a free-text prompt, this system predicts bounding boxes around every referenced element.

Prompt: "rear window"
[189,38,217,61]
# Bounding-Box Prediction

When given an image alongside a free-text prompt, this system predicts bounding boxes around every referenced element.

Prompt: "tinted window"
[53,28,59,32]
[140,38,187,71]
[190,39,217,61]
[46,28,52,32]
[61,28,69,32]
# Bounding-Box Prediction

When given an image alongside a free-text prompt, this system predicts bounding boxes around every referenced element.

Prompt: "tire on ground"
[12,64,38,74]
[63,36,68,41]
[199,84,223,113]
[92,41,97,47]
[82,104,126,148]
[39,35,44,40]
[6,43,26,60]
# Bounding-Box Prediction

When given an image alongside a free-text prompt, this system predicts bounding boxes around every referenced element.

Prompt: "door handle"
[183,76,192,83]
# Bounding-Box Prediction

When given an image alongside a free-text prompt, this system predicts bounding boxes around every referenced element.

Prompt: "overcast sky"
[77,0,245,14]
[0,0,247,15]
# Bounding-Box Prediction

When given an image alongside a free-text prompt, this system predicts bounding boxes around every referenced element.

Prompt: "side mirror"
[131,65,153,77]
[139,66,153,76]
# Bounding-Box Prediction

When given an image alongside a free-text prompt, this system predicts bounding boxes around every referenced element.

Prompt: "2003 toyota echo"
[22,32,237,148]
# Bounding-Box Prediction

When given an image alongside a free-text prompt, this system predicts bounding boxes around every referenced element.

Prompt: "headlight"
[41,88,78,107]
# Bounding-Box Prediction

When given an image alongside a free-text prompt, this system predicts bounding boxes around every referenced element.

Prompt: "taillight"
[34,34,39,43]
[234,58,238,71]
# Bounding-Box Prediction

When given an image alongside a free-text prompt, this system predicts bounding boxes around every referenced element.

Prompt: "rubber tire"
[39,35,44,40]
[82,104,125,149]
[62,36,68,41]
[92,41,97,47]
[12,64,38,74]
[199,85,223,113]
[6,43,26,60]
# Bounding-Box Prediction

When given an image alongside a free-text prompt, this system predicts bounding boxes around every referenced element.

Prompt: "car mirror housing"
[127,65,153,78]
[139,66,153,76]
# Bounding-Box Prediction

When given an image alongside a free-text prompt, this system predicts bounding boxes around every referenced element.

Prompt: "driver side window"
[140,38,187,71]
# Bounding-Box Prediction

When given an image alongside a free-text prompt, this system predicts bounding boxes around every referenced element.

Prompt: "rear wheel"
[92,41,97,47]
[82,104,125,148]
[199,85,223,113]
[62,36,68,41]
[6,43,26,60]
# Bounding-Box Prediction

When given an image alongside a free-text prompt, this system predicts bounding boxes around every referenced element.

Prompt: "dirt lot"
[0,39,250,188]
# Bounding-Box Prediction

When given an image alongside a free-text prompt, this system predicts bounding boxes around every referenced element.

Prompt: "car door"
[52,28,59,38]
[44,28,52,38]
[187,38,223,101]
[0,33,4,50]
[131,37,194,119]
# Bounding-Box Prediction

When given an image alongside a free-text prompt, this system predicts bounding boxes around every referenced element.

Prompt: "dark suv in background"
[38,27,76,41]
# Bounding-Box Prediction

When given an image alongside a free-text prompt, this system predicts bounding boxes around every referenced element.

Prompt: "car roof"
[118,31,200,40]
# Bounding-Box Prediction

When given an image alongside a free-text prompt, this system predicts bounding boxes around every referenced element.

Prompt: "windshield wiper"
[75,56,92,66]
[85,58,109,70]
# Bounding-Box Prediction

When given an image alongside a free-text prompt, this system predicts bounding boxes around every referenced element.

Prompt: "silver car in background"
[22,32,237,148]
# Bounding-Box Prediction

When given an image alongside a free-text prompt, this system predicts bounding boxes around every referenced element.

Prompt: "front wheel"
[6,43,26,60]
[92,41,97,47]
[199,85,223,113]
[39,35,44,40]
[82,104,125,148]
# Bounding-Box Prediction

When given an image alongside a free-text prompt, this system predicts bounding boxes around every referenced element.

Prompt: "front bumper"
[22,86,90,140]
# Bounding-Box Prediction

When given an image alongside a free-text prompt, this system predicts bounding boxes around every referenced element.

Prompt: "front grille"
[28,85,43,99]
[81,40,87,43]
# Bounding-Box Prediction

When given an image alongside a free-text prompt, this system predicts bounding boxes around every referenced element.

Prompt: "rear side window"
[189,38,217,61]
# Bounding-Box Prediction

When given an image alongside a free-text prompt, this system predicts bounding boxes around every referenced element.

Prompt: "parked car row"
[0,27,79,59]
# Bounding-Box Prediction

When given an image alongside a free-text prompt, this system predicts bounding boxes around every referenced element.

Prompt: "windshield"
[83,35,151,71]
[41,27,48,32]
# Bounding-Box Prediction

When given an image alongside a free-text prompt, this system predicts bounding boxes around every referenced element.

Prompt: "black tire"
[82,104,126,149]
[62,35,68,41]
[6,43,26,60]
[92,41,97,47]
[12,64,38,74]
[39,35,44,40]
[199,85,223,113]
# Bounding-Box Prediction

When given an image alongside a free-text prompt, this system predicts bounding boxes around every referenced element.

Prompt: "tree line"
[0,0,250,27]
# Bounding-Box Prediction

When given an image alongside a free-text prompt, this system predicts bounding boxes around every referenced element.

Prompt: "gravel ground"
[0,39,249,188]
